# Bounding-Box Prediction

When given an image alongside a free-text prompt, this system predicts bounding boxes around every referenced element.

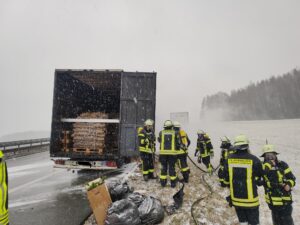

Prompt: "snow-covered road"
[6,151,138,225]
[7,151,98,225]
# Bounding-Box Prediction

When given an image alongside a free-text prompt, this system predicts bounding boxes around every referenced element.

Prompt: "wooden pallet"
[61,130,72,152]
[73,148,104,154]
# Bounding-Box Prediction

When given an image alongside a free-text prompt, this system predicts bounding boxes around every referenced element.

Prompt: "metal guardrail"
[0,138,50,154]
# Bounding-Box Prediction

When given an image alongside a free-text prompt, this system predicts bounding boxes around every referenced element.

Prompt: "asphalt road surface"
[7,151,135,225]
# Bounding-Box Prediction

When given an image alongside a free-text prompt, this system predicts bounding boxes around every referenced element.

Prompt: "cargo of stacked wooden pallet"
[72,112,108,154]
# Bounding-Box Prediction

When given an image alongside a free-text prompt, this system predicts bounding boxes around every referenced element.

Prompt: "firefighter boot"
[160,179,167,187]
[143,175,149,181]
[171,179,177,188]
[183,172,189,183]
[148,172,155,179]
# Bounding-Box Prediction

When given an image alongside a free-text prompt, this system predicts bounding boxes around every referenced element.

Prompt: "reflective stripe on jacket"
[196,138,213,157]
[138,128,155,154]
[158,129,180,155]
[262,160,296,206]
[0,161,9,225]
[224,151,263,208]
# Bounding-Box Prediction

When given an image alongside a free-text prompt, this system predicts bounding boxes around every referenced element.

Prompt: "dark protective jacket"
[223,150,263,208]
[158,129,181,155]
[218,145,235,185]
[219,143,235,166]
[138,127,156,154]
[0,159,9,225]
[262,160,296,207]
[196,136,214,158]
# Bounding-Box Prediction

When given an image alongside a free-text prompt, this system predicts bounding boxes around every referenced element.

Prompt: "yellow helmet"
[260,144,278,157]
[221,136,230,143]
[197,130,205,135]
[163,120,173,128]
[0,150,3,159]
[144,119,154,126]
[173,121,181,128]
[233,134,249,146]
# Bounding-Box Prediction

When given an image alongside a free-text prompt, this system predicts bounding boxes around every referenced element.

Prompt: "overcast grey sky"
[0,0,299,137]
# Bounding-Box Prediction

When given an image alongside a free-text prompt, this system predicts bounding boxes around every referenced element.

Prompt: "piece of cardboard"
[87,182,112,225]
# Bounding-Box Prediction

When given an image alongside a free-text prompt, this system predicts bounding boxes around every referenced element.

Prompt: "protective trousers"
[140,152,154,178]
[271,204,294,225]
[202,156,212,174]
[218,166,226,187]
[235,207,259,225]
[159,155,177,187]
[177,154,190,183]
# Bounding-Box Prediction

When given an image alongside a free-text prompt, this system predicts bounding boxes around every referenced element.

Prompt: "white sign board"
[170,112,189,127]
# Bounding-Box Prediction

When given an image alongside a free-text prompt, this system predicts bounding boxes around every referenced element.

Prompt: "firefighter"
[0,150,9,225]
[218,136,235,187]
[261,144,296,225]
[173,121,191,183]
[138,119,156,181]
[223,134,263,225]
[194,130,214,175]
[158,120,181,188]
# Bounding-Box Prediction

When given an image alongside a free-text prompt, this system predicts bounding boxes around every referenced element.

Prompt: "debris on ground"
[107,181,133,202]
[86,178,112,225]
[86,178,104,191]
[84,159,239,225]
[138,196,165,224]
[105,199,141,225]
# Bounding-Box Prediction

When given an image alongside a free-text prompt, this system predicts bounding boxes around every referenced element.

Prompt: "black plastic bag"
[173,182,184,209]
[138,196,164,225]
[165,181,185,215]
[105,199,141,225]
[127,192,146,207]
[108,181,133,202]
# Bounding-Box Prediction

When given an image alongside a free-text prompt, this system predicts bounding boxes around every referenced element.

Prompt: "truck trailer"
[50,69,156,170]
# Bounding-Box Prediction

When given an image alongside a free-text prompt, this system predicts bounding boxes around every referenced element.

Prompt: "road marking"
[8,161,53,173]
[9,170,63,194]
[9,198,50,208]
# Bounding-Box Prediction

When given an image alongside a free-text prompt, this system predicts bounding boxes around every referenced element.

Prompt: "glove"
[283,183,291,192]
[197,156,202,164]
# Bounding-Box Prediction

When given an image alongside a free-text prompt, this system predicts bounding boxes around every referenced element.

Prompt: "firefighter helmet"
[144,119,154,126]
[173,121,181,128]
[260,144,279,157]
[221,136,231,143]
[220,136,231,149]
[197,130,205,135]
[233,134,249,146]
[163,120,173,128]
